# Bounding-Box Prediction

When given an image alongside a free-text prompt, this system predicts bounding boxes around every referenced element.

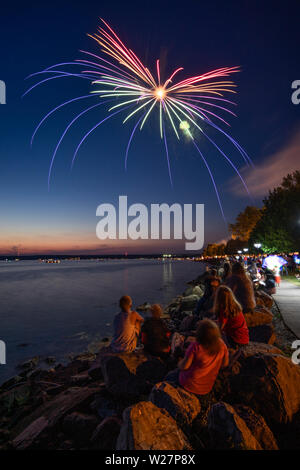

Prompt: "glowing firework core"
[180,121,190,131]
[154,87,166,100]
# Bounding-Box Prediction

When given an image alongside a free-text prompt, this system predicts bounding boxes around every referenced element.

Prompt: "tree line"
[203,170,300,256]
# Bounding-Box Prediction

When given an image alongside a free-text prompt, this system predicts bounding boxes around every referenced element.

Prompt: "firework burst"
[25,19,252,222]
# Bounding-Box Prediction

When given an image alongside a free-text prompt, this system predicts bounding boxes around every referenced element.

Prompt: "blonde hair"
[214,285,242,319]
[196,319,222,355]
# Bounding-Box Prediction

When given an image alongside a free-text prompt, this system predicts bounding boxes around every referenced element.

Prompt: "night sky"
[0,0,299,254]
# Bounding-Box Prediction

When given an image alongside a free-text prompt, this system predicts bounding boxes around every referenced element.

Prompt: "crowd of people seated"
[109,260,261,404]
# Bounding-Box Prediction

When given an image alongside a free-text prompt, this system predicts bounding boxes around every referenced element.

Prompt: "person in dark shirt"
[141,304,171,358]
[225,262,256,314]
[221,262,232,282]
[195,276,221,319]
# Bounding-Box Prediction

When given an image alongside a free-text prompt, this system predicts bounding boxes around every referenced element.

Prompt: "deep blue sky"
[0,0,299,254]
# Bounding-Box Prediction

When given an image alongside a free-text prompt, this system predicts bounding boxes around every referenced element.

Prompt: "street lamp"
[254,243,262,249]
[243,248,248,252]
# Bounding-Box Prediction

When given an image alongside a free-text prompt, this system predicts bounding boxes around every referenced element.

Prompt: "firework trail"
[25,19,252,222]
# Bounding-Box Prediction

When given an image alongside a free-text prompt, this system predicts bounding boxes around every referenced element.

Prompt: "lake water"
[0,259,204,382]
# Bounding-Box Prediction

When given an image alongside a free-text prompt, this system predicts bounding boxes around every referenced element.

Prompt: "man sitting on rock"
[225,262,256,314]
[110,295,144,353]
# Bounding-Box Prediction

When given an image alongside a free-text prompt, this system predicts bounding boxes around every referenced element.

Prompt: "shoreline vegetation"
[1,260,300,450]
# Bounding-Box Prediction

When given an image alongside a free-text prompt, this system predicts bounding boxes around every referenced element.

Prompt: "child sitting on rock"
[165,319,229,403]
[214,285,249,349]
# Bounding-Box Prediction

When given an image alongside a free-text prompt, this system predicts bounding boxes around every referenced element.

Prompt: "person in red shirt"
[165,319,229,406]
[178,320,229,398]
[213,285,249,349]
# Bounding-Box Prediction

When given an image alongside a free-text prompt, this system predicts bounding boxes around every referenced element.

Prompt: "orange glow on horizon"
[0,236,186,256]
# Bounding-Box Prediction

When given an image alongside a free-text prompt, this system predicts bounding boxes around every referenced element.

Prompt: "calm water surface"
[0,259,204,382]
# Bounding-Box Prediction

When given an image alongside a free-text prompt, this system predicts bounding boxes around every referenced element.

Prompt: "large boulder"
[213,342,283,401]
[234,405,278,450]
[208,402,262,450]
[62,412,99,443]
[244,308,273,327]
[180,295,199,311]
[240,342,283,358]
[149,381,201,428]
[89,393,116,420]
[99,351,168,399]
[88,360,103,380]
[229,353,300,426]
[12,417,49,450]
[116,401,192,450]
[255,290,274,309]
[183,285,203,298]
[12,386,99,449]
[91,416,122,450]
[248,324,276,344]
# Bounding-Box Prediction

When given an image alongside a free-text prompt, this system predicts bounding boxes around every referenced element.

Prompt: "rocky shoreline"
[1,268,300,450]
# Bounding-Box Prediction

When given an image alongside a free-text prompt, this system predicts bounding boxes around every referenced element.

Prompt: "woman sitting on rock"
[110,295,144,353]
[225,262,256,314]
[214,285,249,349]
[166,319,229,401]
[141,304,171,358]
